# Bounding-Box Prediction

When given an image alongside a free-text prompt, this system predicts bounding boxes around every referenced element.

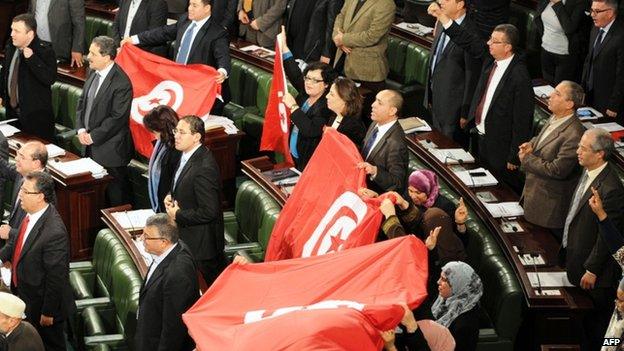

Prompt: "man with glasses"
[429,3,533,194]
[0,141,48,243]
[0,171,72,351]
[135,213,199,351]
[518,81,585,240]
[164,115,225,287]
[582,0,624,122]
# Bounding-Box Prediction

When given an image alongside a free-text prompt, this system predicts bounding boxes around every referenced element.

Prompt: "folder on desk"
[46,144,66,158]
[112,209,156,230]
[527,272,573,288]
[399,117,432,133]
[0,124,20,137]
[48,157,108,178]
[430,148,475,164]
[483,201,524,218]
[453,168,498,187]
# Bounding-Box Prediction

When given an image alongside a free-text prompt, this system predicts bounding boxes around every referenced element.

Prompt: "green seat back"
[52,82,83,130]
[405,43,431,87]
[387,36,410,84]
[85,17,113,53]
[255,71,272,112]
[229,59,245,105]
[235,180,281,251]
[532,105,550,137]
[92,229,133,298]
[110,262,141,340]
[509,4,541,77]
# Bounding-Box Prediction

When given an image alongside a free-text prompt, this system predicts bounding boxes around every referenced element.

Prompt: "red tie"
[474,62,498,125]
[11,215,30,287]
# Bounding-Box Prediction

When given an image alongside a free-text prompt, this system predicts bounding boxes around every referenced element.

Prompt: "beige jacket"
[238,0,287,48]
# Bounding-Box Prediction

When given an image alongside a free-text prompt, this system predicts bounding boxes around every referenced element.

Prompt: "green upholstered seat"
[85,16,114,52]
[224,180,281,261]
[509,4,541,78]
[51,82,83,147]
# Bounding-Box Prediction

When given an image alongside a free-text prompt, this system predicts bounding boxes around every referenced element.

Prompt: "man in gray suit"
[358,89,408,195]
[30,0,85,66]
[518,81,585,239]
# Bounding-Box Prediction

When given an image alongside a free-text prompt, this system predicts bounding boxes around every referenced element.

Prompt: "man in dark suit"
[358,89,409,195]
[561,128,624,351]
[30,0,85,66]
[519,81,585,240]
[0,171,72,350]
[0,14,57,141]
[430,3,533,193]
[212,0,238,30]
[111,0,168,56]
[582,0,624,122]
[424,0,481,144]
[165,116,225,286]
[122,0,231,114]
[0,141,48,244]
[135,213,199,351]
[76,36,134,206]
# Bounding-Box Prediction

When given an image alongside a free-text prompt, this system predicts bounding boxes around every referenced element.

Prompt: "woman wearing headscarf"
[432,261,483,351]
[589,187,624,351]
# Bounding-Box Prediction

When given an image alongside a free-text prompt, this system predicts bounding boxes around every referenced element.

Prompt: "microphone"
[124,210,136,237]
[443,155,464,165]
[501,217,518,232]
[531,252,543,295]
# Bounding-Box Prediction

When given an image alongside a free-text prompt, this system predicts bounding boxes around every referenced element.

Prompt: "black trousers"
[197,254,227,288]
[540,50,580,86]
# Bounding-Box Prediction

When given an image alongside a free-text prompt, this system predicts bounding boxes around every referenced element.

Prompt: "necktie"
[431,33,446,73]
[84,73,101,130]
[173,156,188,188]
[176,22,197,64]
[474,62,498,126]
[11,215,30,287]
[562,172,589,248]
[587,29,605,92]
[243,0,253,12]
[362,127,379,159]
[9,51,20,109]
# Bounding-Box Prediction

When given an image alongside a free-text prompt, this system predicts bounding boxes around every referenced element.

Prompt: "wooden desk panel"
[101,205,149,277]
[241,156,288,206]
[9,133,111,260]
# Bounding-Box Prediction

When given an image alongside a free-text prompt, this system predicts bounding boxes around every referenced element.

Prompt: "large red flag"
[115,44,221,158]
[264,129,381,260]
[259,41,294,166]
[183,236,429,351]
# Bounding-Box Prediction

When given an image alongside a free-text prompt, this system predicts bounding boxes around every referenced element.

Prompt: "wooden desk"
[205,128,245,205]
[57,63,88,86]
[240,156,288,206]
[9,133,111,261]
[84,0,118,20]
[406,131,592,347]
[100,205,149,277]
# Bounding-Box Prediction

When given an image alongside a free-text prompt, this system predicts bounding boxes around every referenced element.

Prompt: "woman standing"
[325,77,367,147]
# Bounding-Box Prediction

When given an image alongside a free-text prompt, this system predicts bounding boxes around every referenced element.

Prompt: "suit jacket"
[0,149,27,242]
[138,14,231,73]
[534,0,590,56]
[149,141,181,212]
[582,19,624,115]
[4,322,45,351]
[565,163,624,288]
[425,17,482,126]
[76,63,134,168]
[0,206,72,323]
[112,0,168,56]
[211,0,238,30]
[329,114,366,148]
[135,242,199,351]
[0,37,57,141]
[237,0,287,48]
[286,0,343,61]
[444,21,533,170]
[29,0,85,60]
[332,0,395,82]
[171,146,224,260]
[521,115,584,228]
[362,121,408,194]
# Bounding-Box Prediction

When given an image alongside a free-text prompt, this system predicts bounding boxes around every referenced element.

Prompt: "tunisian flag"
[115,44,221,158]
[183,236,429,351]
[265,129,382,260]
[259,41,294,166]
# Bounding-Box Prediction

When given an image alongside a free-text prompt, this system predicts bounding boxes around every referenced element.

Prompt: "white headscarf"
[431,261,483,327]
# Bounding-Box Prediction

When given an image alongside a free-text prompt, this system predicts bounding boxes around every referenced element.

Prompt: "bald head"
[15,141,47,176]
[371,90,403,124]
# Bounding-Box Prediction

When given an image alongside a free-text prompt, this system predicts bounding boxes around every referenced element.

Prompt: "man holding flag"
[121,0,231,115]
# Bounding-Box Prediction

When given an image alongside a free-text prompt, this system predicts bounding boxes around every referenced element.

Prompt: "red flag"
[265,129,381,261]
[259,41,294,166]
[183,236,429,351]
[115,44,222,158]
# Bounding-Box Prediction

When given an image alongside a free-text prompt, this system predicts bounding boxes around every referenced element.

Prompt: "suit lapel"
[91,65,116,109]
[173,147,204,193]
[488,57,516,109]
[593,25,616,59]
[131,0,149,33]
[343,0,359,30]
[348,0,375,28]
[140,245,180,298]
[534,115,576,152]
[187,18,211,62]
[367,122,398,161]
[18,207,50,261]
[118,0,131,31]
[573,165,610,218]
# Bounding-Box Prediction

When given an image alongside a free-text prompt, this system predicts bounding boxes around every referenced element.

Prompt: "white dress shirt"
[477,54,514,134]
[145,243,178,283]
[366,120,397,159]
[17,205,49,252]
[536,113,574,147]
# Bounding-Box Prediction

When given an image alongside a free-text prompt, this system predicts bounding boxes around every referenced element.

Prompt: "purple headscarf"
[408,170,440,208]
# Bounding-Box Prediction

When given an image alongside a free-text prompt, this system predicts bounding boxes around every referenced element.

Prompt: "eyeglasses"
[488,40,508,45]
[172,129,191,135]
[138,232,166,241]
[588,8,613,15]
[19,186,40,195]
[304,76,324,84]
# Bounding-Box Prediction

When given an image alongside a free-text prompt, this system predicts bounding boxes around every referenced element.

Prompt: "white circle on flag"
[130,80,185,125]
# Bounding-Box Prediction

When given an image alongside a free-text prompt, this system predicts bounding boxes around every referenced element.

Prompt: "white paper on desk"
[483,201,524,218]
[577,107,603,120]
[395,22,433,35]
[45,144,66,158]
[430,148,475,164]
[201,115,239,134]
[592,122,624,132]
[0,124,20,137]
[0,267,10,287]
[48,157,107,178]
[527,271,573,288]
[402,117,432,133]
[112,209,156,230]
[0,118,18,125]
[533,85,555,98]
[454,168,499,188]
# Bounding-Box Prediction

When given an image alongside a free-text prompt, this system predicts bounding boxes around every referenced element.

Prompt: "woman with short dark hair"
[326,77,367,147]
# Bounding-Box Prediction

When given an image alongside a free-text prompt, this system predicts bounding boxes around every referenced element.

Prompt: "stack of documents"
[527,272,573,288]
[202,115,239,134]
[398,117,431,133]
[45,144,66,158]
[592,122,624,132]
[533,85,555,98]
[577,107,602,120]
[453,168,498,187]
[112,209,156,230]
[430,148,475,164]
[395,22,434,36]
[48,157,108,178]
[483,202,524,218]
[0,124,20,137]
